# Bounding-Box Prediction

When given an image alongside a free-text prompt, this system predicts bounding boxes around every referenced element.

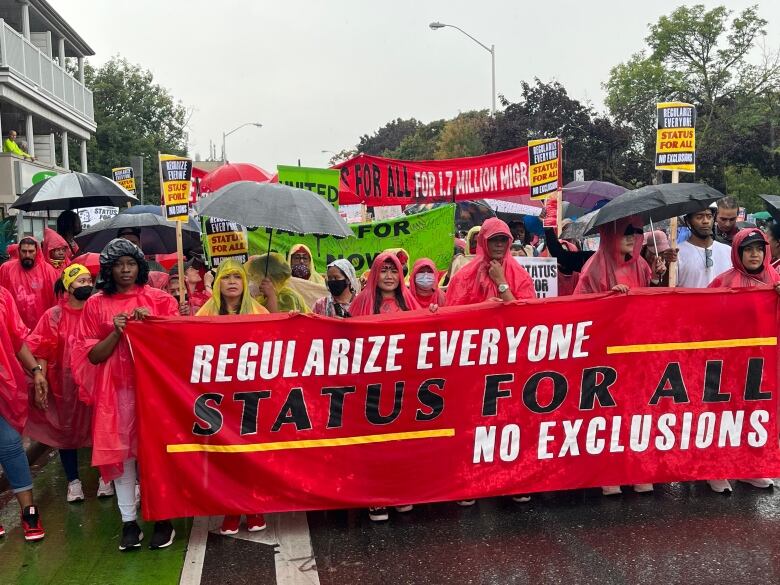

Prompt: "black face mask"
[72,285,93,301]
[327,279,349,297]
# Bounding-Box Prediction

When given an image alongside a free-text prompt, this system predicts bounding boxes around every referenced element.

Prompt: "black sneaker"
[119,521,143,551]
[368,507,389,522]
[149,520,175,550]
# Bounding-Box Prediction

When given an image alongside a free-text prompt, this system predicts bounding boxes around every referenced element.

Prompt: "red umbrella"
[155,253,179,271]
[200,163,272,194]
[71,252,101,276]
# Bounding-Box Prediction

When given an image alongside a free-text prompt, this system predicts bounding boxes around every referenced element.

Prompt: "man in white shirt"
[677,208,731,288]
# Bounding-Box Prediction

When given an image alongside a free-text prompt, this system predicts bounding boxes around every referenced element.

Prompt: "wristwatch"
[30,365,43,375]
[498,283,510,294]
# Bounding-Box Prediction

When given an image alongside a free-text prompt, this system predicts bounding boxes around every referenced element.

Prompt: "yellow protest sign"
[159,154,192,222]
[655,102,696,173]
[527,138,561,200]
[202,217,249,268]
[111,166,136,194]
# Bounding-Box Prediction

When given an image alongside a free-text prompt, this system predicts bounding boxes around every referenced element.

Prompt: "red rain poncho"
[0,286,30,432]
[72,285,178,480]
[42,228,72,271]
[446,218,536,306]
[350,253,420,316]
[708,228,780,288]
[25,301,92,448]
[574,216,652,294]
[0,237,58,329]
[409,258,446,309]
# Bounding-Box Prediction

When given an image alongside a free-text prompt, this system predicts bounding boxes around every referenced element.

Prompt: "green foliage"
[386,120,446,160]
[0,216,16,261]
[357,118,421,156]
[79,56,189,202]
[725,165,780,212]
[434,111,489,159]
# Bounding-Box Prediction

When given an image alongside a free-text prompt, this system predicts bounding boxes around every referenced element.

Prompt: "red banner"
[334,147,531,206]
[128,288,780,520]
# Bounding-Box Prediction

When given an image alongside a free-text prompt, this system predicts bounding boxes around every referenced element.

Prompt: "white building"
[0,0,95,219]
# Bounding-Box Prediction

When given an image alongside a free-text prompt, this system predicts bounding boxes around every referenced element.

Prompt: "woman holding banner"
[246,254,310,313]
[409,258,445,310]
[195,259,270,533]
[312,259,361,317]
[72,239,180,552]
[26,264,116,503]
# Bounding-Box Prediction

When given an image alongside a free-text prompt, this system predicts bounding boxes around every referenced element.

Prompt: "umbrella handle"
[264,229,273,275]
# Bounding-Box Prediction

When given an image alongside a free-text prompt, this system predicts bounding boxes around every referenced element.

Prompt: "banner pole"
[667,170,680,288]
[176,220,185,306]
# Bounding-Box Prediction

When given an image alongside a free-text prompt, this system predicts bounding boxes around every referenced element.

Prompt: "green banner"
[247,204,455,275]
[277,165,340,210]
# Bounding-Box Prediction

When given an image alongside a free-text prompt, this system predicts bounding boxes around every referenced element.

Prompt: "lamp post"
[429,22,495,115]
[222,122,263,162]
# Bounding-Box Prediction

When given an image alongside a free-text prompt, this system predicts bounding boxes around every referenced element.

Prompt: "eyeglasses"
[704,248,713,268]
[290,254,309,262]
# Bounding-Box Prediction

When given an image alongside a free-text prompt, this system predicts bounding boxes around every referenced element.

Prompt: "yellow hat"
[62,263,91,290]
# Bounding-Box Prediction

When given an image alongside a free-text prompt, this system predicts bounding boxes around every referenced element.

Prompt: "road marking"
[179,516,209,585]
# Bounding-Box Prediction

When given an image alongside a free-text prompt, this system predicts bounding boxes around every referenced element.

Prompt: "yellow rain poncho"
[196,259,268,316]
[287,244,326,285]
[245,253,310,313]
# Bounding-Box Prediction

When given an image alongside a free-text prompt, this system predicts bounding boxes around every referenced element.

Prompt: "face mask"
[72,285,93,301]
[291,263,311,280]
[327,279,349,297]
[415,273,435,290]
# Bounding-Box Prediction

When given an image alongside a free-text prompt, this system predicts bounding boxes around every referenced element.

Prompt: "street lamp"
[222,122,263,162]
[429,21,496,115]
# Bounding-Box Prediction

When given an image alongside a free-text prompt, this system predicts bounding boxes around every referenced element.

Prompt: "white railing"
[0,19,94,123]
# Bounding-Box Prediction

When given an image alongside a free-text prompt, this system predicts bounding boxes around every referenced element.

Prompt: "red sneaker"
[21,506,45,542]
[219,515,241,535]
[246,514,266,532]
[0,524,5,537]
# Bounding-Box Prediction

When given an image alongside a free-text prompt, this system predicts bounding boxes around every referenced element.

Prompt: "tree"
[356,118,421,156]
[385,119,446,160]
[434,111,489,159]
[79,56,189,201]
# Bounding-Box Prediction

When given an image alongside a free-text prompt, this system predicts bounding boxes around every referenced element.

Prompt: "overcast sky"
[56,1,779,171]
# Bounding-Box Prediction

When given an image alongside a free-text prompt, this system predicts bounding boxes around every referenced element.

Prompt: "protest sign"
[247,204,455,274]
[129,288,780,519]
[111,166,136,194]
[334,147,531,206]
[202,217,249,268]
[159,154,193,222]
[75,206,119,229]
[516,256,558,298]
[277,165,340,210]
[527,138,561,200]
[655,102,696,173]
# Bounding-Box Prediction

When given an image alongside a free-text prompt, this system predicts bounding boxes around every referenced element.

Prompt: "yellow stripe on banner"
[167,428,456,454]
[606,337,777,355]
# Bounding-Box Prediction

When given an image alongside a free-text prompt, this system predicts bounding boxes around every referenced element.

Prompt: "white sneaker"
[633,483,654,493]
[512,494,532,503]
[394,504,413,513]
[708,479,732,493]
[135,482,141,507]
[602,485,622,496]
[739,478,775,489]
[457,500,476,507]
[96,478,115,498]
[67,479,85,502]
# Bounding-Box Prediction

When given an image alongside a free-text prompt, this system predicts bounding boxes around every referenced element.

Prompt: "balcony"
[0,19,93,123]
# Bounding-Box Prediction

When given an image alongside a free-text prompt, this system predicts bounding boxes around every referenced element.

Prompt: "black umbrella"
[122,204,202,232]
[11,172,138,212]
[758,194,780,222]
[586,183,724,235]
[74,212,202,255]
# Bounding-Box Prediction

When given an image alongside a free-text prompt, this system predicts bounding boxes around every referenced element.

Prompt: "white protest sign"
[515,256,558,298]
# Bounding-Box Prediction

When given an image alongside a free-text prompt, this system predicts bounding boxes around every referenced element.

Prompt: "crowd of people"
[0,195,777,549]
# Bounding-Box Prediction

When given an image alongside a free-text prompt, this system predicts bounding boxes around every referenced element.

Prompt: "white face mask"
[415,272,435,290]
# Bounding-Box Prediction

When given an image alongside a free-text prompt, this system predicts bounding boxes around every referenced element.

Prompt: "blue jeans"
[0,414,33,493]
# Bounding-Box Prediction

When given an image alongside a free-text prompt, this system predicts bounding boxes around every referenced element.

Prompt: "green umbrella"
[753,211,772,220]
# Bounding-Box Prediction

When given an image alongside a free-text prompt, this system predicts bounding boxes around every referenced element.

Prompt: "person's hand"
[774,283,780,297]
[612,284,630,293]
[132,307,151,321]
[203,271,215,290]
[179,302,190,316]
[33,372,48,410]
[488,260,506,285]
[653,256,666,277]
[662,248,678,264]
[113,313,129,334]
[260,278,276,300]
[429,303,439,313]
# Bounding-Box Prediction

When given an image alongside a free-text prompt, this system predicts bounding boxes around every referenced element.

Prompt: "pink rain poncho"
[709,228,780,288]
[25,301,92,448]
[72,285,178,480]
[0,286,30,432]
[574,216,652,294]
[409,258,446,309]
[446,217,536,306]
[350,252,420,316]
[0,236,58,329]
[42,227,72,271]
